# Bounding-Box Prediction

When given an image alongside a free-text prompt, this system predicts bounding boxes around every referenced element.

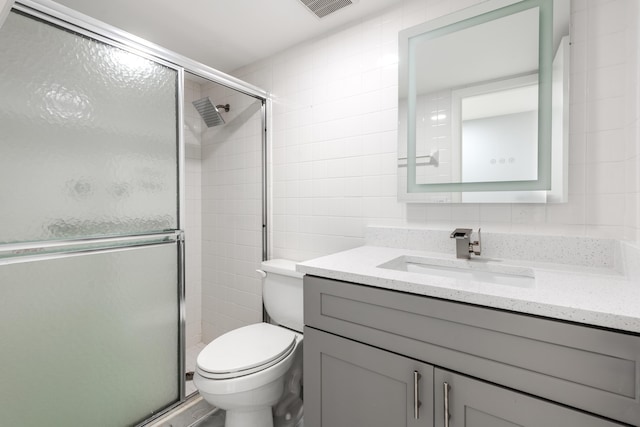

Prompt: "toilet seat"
[196,323,296,380]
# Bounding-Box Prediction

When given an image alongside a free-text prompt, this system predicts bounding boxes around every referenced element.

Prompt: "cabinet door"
[305,327,433,427]
[434,369,624,427]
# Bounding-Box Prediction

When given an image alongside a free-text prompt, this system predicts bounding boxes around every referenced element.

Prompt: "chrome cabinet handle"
[444,382,450,427]
[413,370,422,419]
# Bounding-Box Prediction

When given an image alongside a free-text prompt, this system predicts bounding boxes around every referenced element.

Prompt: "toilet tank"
[260,259,304,333]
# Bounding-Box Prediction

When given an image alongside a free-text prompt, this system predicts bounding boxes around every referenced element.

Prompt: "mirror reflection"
[398,0,570,202]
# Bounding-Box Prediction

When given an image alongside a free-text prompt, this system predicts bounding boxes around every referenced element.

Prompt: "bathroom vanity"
[298,236,640,427]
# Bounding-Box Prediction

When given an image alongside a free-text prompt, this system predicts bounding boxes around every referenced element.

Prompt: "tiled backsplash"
[230,0,640,262]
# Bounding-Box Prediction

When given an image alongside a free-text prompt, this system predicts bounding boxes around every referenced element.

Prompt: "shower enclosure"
[183,72,268,393]
[0,1,268,426]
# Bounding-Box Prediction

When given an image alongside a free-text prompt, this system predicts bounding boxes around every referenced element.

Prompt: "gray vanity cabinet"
[304,326,434,427]
[303,275,640,426]
[304,328,624,427]
[434,369,624,427]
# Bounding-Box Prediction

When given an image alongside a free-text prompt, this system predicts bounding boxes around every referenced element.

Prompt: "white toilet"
[194,259,304,427]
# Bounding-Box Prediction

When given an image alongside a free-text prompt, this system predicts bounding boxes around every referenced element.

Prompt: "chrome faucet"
[450,228,481,259]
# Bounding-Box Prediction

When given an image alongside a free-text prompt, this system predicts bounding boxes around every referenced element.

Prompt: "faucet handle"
[450,228,473,239]
[471,228,481,256]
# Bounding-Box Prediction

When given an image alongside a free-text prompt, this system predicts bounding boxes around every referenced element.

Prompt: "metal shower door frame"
[6,0,271,425]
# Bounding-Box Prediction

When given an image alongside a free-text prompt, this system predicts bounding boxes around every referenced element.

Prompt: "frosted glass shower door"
[0,11,178,243]
[0,7,184,427]
[0,241,180,426]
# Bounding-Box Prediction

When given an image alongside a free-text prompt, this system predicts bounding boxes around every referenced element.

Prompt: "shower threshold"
[146,395,225,427]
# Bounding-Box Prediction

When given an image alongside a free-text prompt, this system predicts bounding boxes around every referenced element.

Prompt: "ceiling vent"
[298,0,358,19]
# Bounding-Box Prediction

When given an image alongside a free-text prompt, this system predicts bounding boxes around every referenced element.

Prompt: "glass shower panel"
[0,11,178,244]
[0,243,180,426]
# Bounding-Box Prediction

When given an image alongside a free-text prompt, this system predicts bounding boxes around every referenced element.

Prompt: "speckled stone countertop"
[297,244,640,334]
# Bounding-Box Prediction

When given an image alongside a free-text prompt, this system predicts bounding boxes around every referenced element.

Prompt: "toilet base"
[225,407,273,427]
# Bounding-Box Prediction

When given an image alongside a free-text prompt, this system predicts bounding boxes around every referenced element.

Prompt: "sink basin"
[378,255,535,288]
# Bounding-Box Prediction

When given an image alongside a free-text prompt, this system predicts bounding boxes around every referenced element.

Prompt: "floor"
[191,410,225,427]
[147,339,224,427]
[186,342,207,396]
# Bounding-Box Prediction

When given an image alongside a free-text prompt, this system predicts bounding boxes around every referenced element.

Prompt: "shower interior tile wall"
[230,0,640,263]
[199,82,264,343]
[184,78,264,344]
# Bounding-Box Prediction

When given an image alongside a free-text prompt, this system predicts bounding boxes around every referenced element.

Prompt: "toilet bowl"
[194,259,303,427]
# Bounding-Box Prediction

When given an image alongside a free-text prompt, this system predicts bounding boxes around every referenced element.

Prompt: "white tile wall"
[230,0,640,262]
[199,82,264,343]
[573,0,640,241]
[183,78,203,348]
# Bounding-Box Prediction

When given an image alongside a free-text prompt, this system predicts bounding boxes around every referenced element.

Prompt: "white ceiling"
[52,0,403,73]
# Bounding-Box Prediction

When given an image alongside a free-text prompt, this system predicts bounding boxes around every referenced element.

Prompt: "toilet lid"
[197,323,296,379]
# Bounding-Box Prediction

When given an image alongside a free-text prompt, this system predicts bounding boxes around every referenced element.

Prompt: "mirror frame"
[399,0,554,193]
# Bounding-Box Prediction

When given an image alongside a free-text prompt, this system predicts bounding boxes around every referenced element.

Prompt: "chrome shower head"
[192,97,229,127]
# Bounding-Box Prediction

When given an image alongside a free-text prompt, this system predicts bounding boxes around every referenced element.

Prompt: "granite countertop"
[297,245,640,334]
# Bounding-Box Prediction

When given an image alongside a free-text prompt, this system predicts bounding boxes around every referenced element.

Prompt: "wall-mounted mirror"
[398,0,570,203]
